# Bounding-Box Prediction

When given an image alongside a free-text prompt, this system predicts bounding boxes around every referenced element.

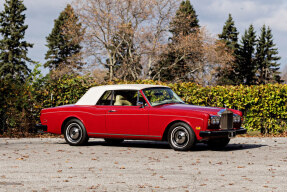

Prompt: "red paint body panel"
[41,105,107,135]
[40,103,242,141]
[148,105,209,140]
[40,89,243,142]
[106,106,149,135]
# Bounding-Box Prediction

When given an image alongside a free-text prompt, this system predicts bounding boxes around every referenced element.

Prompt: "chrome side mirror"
[137,101,144,108]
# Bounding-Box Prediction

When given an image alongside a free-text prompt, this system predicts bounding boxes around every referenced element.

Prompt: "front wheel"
[168,122,196,151]
[64,118,89,146]
[207,138,230,149]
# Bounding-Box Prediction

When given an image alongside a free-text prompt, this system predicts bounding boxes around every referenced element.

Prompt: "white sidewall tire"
[168,122,196,151]
[64,119,88,146]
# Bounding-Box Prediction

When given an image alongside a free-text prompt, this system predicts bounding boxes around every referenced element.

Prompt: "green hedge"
[39,78,287,134]
[169,82,287,134]
[40,75,98,108]
[1,75,287,135]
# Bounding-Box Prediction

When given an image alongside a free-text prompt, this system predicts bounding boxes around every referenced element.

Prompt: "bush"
[114,80,287,134]
[1,76,286,136]
[40,75,98,108]
[170,83,287,134]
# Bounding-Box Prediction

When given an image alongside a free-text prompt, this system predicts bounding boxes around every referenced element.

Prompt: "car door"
[107,90,149,136]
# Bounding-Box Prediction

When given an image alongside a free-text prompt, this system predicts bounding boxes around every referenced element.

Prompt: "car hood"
[156,104,228,116]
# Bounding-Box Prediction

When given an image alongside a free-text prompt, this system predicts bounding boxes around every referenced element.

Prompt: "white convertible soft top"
[75,84,168,105]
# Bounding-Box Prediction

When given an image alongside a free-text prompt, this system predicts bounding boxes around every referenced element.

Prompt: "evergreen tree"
[255,25,267,84]
[152,0,200,81]
[255,25,281,84]
[45,4,84,72]
[170,0,199,38]
[218,14,239,51]
[217,13,239,85]
[237,25,257,85]
[0,0,34,133]
[0,0,34,82]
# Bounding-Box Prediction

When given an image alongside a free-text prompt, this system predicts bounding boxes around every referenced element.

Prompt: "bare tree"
[73,0,177,81]
[152,28,234,85]
[73,0,233,85]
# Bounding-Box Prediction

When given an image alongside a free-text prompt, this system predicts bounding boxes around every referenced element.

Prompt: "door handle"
[109,110,117,112]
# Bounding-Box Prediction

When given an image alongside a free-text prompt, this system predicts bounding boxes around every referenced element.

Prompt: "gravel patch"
[0,137,286,191]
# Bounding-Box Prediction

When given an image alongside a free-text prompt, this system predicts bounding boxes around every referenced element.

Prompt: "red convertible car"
[37,84,246,151]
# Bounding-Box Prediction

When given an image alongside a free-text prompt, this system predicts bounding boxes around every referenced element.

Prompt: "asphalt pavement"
[0,137,286,191]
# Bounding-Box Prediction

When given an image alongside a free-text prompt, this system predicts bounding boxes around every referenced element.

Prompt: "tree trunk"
[109,64,113,81]
[147,56,153,79]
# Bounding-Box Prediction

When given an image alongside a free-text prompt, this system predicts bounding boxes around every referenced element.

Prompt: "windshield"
[143,87,185,106]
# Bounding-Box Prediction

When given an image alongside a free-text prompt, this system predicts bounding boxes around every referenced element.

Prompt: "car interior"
[97,90,146,106]
[113,90,137,106]
[114,95,132,106]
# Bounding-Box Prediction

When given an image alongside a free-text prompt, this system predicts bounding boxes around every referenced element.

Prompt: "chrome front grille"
[220,110,233,130]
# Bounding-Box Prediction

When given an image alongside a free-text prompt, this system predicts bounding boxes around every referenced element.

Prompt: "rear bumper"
[35,124,47,133]
[199,128,247,138]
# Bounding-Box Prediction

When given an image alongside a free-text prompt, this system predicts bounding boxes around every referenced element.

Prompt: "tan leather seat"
[114,95,132,106]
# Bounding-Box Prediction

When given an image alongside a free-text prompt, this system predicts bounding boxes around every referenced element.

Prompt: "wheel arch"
[162,120,193,141]
[61,116,82,134]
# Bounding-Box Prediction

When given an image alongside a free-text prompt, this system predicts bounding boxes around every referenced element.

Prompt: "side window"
[97,91,112,105]
[113,90,138,106]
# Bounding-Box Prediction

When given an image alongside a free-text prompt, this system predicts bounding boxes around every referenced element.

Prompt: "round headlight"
[233,115,241,123]
[210,116,220,125]
[233,116,237,123]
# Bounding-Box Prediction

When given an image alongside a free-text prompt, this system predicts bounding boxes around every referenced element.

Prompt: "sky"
[192,0,287,71]
[0,0,286,74]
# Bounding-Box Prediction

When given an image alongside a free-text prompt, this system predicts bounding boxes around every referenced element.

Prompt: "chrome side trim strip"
[42,111,105,116]
[150,114,203,121]
[108,114,149,116]
[43,111,203,120]
[88,132,161,138]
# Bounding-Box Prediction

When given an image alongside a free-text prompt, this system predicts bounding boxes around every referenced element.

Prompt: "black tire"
[104,138,124,144]
[167,122,196,151]
[64,118,89,146]
[207,138,230,150]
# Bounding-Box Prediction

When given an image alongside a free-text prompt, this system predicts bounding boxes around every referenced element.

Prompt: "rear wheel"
[64,118,89,146]
[168,122,196,151]
[207,138,230,149]
[104,138,124,144]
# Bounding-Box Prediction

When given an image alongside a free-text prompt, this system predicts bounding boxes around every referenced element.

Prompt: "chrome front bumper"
[199,128,247,138]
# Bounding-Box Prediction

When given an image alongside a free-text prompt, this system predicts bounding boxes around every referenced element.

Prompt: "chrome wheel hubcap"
[66,123,82,143]
[70,127,80,139]
[171,126,190,148]
[174,131,187,144]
